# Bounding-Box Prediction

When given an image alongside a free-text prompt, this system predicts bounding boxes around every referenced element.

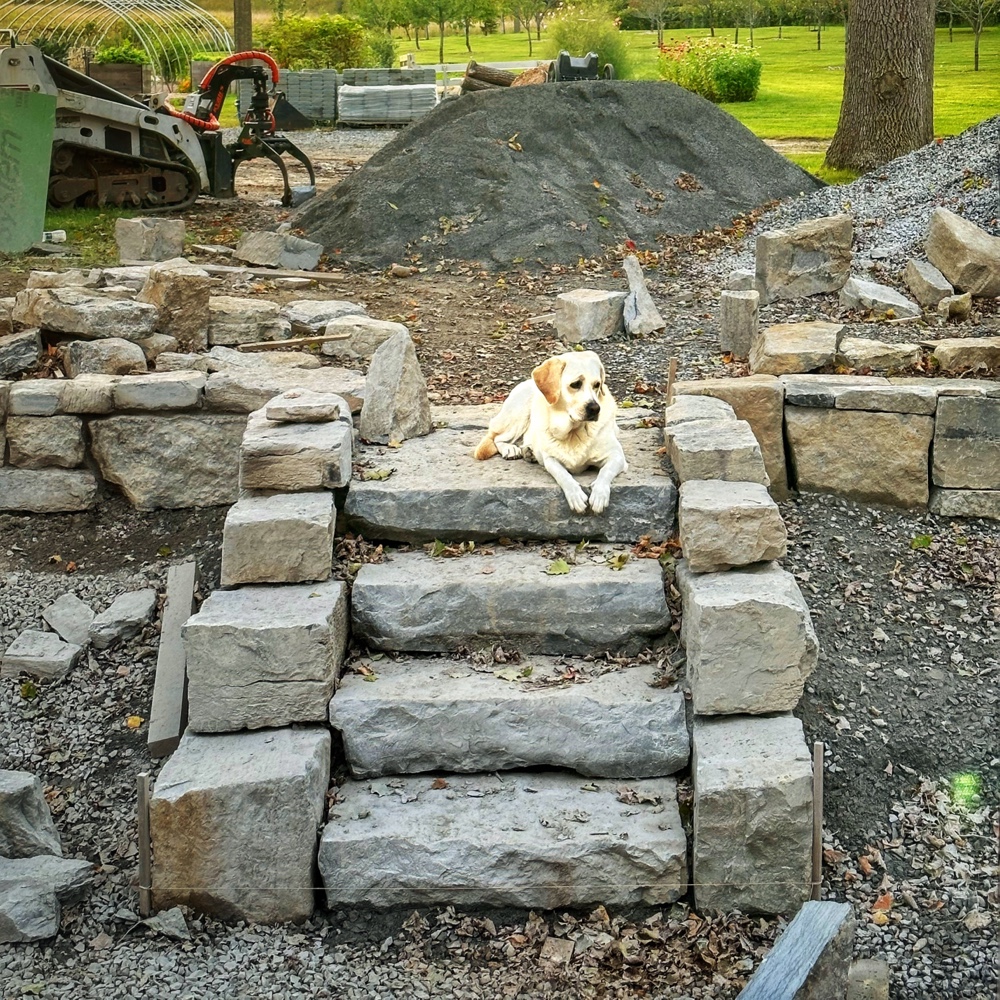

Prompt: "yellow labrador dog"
[474,351,628,514]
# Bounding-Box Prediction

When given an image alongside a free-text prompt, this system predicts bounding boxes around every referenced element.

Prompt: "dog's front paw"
[497,443,523,460]
[564,483,589,514]
[589,482,611,514]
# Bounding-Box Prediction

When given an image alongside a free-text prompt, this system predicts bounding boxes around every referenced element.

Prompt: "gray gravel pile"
[720,115,1000,278]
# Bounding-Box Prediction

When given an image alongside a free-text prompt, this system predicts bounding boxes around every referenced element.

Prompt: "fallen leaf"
[871,910,889,926]
[607,553,630,571]
[964,910,991,931]
[126,715,144,730]
[430,778,449,790]
[872,893,893,912]
[546,558,571,575]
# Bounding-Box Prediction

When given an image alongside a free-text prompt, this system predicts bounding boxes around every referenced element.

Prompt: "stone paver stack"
[665,393,817,916]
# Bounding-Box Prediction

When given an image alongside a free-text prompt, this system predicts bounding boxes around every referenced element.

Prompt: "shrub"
[658,38,761,103]
[545,0,632,80]
[93,41,147,65]
[150,35,193,85]
[363,30,397,68]
[31,35,71,63]
[258,14,369,71]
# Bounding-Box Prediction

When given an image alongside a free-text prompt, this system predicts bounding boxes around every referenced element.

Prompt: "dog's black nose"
[584,401,600,421]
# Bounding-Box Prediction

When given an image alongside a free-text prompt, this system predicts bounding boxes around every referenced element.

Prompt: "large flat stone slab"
[351,548,670,656]
[221,491,336,585]
[240,407,352,491]
[183,580,348,733]
[786,407,933,508]
[932,396,1000,490]
[677,561,817,715]
[204,367,365,415]
[330,660,688,779]
[750,321,843,376]
[12,287,158,339]
[0,630,83,681]
[345,406,676,543]
[150,727,330,924]
[693,714,812,916]
[89,414,246,509]
[319,772,687,910]
[0,469,98,513]
[929,488,1000,520]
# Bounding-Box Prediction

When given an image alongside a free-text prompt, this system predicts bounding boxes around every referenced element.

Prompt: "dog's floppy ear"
[532,357,566,405]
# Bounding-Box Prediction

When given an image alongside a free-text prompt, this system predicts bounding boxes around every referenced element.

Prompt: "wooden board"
[200,263,347,283]
[147,561,198,758]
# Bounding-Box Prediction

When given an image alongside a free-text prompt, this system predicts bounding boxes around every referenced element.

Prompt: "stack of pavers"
[665,393,818,915]
[337,66,437,125]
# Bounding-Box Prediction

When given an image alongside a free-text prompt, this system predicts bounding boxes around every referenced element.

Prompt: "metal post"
[137,773,153,917]
[811,741,825,901]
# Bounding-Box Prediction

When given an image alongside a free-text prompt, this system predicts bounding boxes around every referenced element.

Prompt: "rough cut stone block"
[719,289,759,359]
[280,298,366,335]
[234,231,324,271]
[206,344,321,374]
[352,548,670,656]
[889,376,1000,398]
[183,581,348,732]
[674,375,788,498]
[677,560,817,714]
[833,383,938,415]
[208,296,291,346]
[750,321,843,376]
[64,337,146,377]
[925,207,1000,297]
[839,276,921,318]
[933,397,1000,490]
[0,330,41,377]
[554,288,627,342]
[932,337,1000,372]
[7,416,85,469]
[89,590,157,650]
[322,315,408,360]
[622,255,665,336]
[663,394,736,427]
[0,297,10,337]
[27,269,101,290]
[150,727,330,923]
[837,337,922,370]
[0,630,83,680]
[112,371,206,410]
[136,259,212,351]
[0,855,94,943]
[240,408,352,491]
[786,407,933,507]
[0,469,97,513]
[345,408,677,543]
[780,374,889,409]
[330,661,689,779]
[679,480,786,573]
[89,414,246,508]
[693,714,813,915]
[264,388,343,423]
[929,488,1000,520]
[204,368,365,414]
[135,333,179,362]
[359,331,432,445]
[42,594,95,647]
[904,258,953,307]
[221,492,335,586]
[115,217,185,263]
[666,418,769,486]
[755,214,853,304]
[0,770,62,859]
[12,288,158,339]
[936,291,972,321]
[8,380,62,416]
[848,958,891,1000]
[727,268,755,291]
[319,772,687,910]
[155,351,210,373]
[60,374,118,415]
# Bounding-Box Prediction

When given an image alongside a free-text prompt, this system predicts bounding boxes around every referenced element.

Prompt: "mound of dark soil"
[296,80,822,267]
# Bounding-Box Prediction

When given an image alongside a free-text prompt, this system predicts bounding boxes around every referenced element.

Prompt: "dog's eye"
[593,381,601,390]
[569,379,583,390]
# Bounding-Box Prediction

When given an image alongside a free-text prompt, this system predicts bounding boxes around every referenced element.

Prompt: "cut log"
[511,64,551,87]
[466,60,517,86]
[460,75,502,93]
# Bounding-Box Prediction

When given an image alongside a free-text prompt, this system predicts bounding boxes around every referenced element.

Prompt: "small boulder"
[622,255,665,336]
[89,590,158,649]
[837,337,922,370]
[137,259,213,352]
[26,269,102,289]
[12,288,159,340]
[936,292,972,322]
[264,388,342,423]
[755,214,853,304]
[839,277,921,319]
[926,207,1000,297]
[726,269,755,291]
[554,288,626,342]
[64,337,147,377]
[234,231,323,271]
[0,630,83,680]
[115,218,185,263]
[903,259,953,307]
[359,331,433,444]
[208,296,291,346]
[321,315,408,360]
[719,289,759,360]
[749,321,843,376]
[280,299,366,335]
[0,297,13,337]
[0,855,94,942]
[42,593,95,647]
[0,330,41,378]
[0,770,62,859]
[6,416,85,469]
[932,337,1000,372]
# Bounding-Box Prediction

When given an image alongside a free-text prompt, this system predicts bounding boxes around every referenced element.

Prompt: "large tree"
[825,0,936,173]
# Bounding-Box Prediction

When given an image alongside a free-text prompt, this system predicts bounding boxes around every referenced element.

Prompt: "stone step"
[351,546,671,656]
[319,772,687,911]
[329,659,688,779]
[344,405,676,543]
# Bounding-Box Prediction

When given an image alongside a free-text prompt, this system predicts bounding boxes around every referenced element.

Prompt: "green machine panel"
[0,89,56,254]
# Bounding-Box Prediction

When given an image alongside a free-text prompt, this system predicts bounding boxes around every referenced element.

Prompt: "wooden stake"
[811,741,825,901]
[137,773,152,917]
[665,357,678,405]
[236,331,352,353]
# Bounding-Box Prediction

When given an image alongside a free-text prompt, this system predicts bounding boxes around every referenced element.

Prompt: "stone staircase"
[148,392,816,924]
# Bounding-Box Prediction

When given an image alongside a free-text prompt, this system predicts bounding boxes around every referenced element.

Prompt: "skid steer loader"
[0,36,315,210]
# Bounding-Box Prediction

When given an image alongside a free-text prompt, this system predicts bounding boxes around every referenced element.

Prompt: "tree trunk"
[778,16,782,38]
[438,17,445,63]
[826,0,936,172]
[948,11,953,42]
[534,13,542,39]
[501,15,505,33]
[414,25,421,48]
[514,16,522,31]
[974,26,981,70]
[465,18,471,51]
[734,25,739,43]
[466,60,517,85]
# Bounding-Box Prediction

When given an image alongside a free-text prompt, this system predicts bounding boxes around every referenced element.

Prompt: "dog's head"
[532,351,608,424]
